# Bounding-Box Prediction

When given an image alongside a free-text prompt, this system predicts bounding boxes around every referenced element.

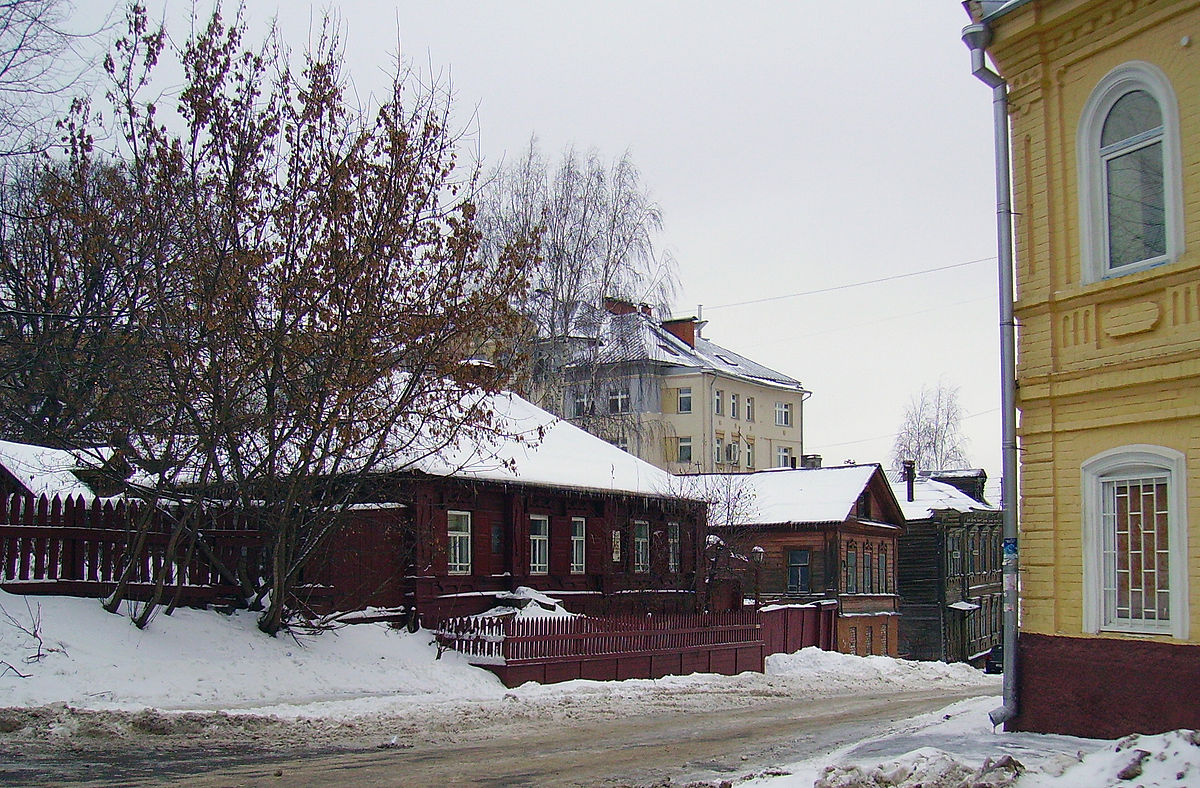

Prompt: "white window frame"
[1082,445,1188,639]
[678,386,692,414]
[714,436,724,465]
[677,436,693,464]
[730,393,739,421]
[447,510,472,575]
[667,521,680,573]
[608,386,630,414]
[529,514,549,575]
[572,390,592,418]
[745,441,755,469]
[633,520,650,574]
[775,401,792,427]
[714,389,724,416]
[612,529,622,563]
[777,446,793,468]
[570,517,586,574]
[745,396,755,422]
[1077,61,1183,284]
[725,440,739,465]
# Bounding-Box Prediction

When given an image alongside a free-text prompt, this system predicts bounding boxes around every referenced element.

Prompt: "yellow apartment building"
[966,0,1200,737]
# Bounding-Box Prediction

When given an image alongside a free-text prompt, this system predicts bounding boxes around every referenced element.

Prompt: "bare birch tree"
[478,137,676,427]
[890,382,970,473]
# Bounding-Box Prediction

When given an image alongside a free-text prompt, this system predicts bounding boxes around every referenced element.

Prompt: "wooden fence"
[759,601,839,654]
[436,610,765,687]
[0,494,262,606]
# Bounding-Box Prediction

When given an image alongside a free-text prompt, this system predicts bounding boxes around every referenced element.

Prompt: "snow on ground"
[3,589,1199,787]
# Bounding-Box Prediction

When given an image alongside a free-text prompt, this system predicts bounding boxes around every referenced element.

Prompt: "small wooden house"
[891,467,1002,664]
[689,464,905,656]
[306,393,709,622]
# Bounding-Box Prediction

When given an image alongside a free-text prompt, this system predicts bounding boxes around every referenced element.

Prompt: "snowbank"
[0,591,503,714]
[767,647,991,693]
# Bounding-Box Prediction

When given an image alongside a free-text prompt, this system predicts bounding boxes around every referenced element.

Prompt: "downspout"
[962,21,1020,729]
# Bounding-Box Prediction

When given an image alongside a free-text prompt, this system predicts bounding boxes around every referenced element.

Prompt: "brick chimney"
[661,317,696,348]
[604,297,638,316]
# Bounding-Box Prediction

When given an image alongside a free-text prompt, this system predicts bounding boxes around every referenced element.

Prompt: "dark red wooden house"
[306,394,709,623]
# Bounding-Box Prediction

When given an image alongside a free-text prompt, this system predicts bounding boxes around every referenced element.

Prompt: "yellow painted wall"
[984,0,1200,643]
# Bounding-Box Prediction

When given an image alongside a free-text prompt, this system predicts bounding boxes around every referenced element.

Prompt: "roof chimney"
[903,460,916,502]
[603,297,637,316]
[661,317,696,348]
[801,454,822,469]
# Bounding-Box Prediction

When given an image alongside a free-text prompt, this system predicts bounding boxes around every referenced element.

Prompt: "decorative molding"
[1102,300,1161,338]
[1060,306,1097,348]
[1167,283,1200,327]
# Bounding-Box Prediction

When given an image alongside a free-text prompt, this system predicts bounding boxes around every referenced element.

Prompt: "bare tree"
[668,473,759,610]
[891,382,970,473]
[478,137,676,422]
[9,4,536,634]
[0,0,97,159]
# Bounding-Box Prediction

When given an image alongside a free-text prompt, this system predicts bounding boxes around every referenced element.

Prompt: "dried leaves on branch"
[0,4,537,634]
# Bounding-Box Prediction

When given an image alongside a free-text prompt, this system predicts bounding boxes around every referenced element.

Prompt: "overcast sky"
[84,2,1004,485]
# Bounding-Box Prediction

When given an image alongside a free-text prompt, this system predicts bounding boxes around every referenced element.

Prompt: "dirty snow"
[3,589,1198,787]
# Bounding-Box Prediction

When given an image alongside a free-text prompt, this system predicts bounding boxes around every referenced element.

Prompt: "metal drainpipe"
[962,21,1020,729]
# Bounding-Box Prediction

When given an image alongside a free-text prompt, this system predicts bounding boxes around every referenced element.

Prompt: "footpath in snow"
[2,590,1198,787]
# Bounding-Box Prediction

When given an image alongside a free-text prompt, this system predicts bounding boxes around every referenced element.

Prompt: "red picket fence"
[435,610,765,687]
[0,493,262,605]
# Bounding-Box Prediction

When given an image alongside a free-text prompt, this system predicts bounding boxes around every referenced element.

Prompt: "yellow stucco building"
[967,0,1200,737]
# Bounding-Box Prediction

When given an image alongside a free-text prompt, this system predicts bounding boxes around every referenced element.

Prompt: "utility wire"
[815,407,1001,451]
[704,255,996,311]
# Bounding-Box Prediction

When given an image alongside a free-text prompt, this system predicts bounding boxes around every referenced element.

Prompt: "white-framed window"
[714,389,724,416]
[777,446,793,468]
[529,515,549,575]
[633,520,650,573]
[447,511,472,575]
[775,401,792,427]
[678,386,692,414]
[730,393,739,421]
[608,387,630,414]
[1078,61,1183,283]
[725,440,739,465]
[667,521,681,573]
[714,436,724,464]
[745,396,755,422]
[1082,445,1188,638]
[572,390,592,418]
[571,517,586,574]
[745,441,755,469]
[677,436,693,464]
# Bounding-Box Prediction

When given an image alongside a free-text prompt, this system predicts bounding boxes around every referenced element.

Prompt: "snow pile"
[1023,729,1200,787]
[815,749,1022,788]
[767,647,991,692]
[0,590,503,714]
[478,586,576,618]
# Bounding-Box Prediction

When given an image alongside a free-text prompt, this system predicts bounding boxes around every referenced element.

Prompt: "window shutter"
[662,388,678,415]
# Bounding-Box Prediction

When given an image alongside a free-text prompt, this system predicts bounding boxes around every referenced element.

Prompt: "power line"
[815,407,1001,451]
[704,255,996,311]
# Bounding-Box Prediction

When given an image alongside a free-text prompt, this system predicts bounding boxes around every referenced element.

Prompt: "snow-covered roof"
[568,308,805,393]
[886,473,996,522]
[410,392,688,501]
[0,439,112,500]
[691,465,882,526]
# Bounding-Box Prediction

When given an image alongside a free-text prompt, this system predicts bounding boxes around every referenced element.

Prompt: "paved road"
[5,686,993,787]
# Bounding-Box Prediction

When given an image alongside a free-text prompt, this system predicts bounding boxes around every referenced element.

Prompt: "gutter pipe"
[962,21,1020,729]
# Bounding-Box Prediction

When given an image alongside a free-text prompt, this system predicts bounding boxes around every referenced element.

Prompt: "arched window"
[1077,62,1183,283]
[1081,445,1188,638]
